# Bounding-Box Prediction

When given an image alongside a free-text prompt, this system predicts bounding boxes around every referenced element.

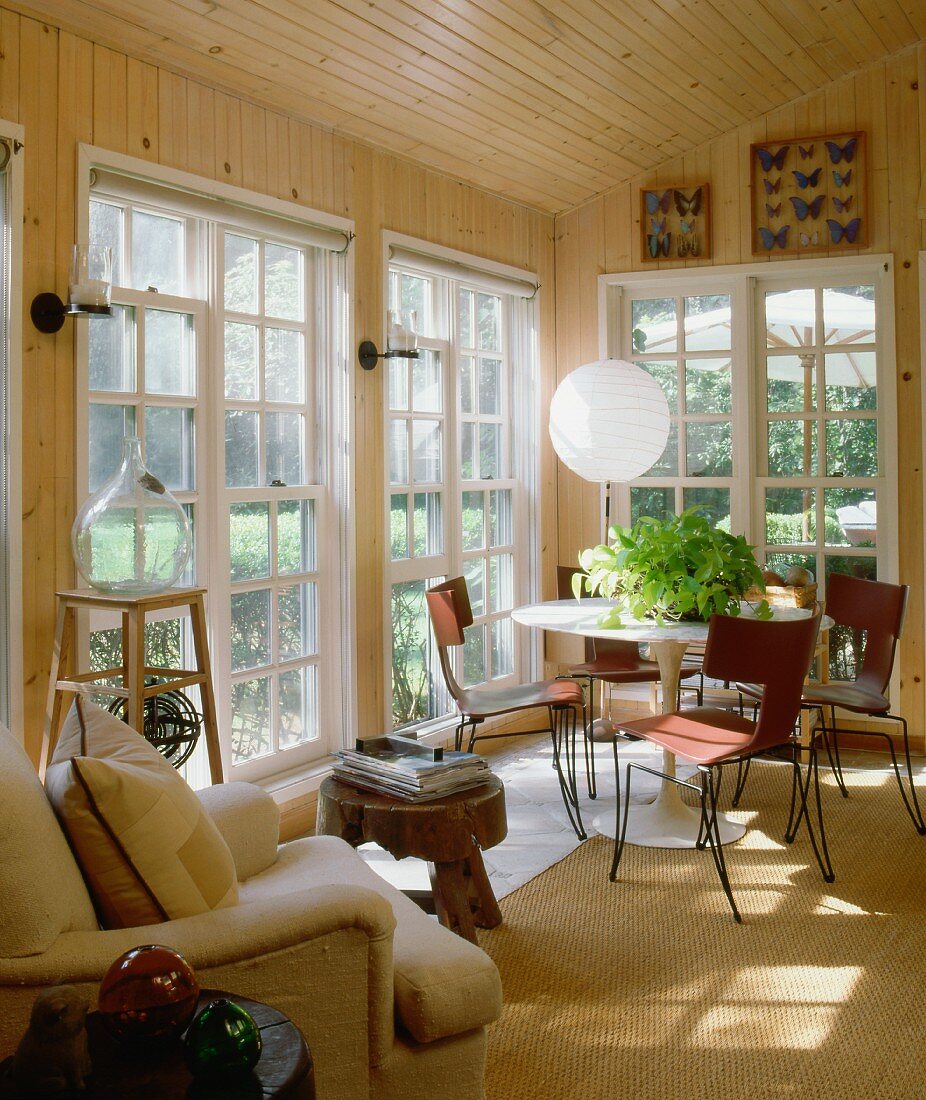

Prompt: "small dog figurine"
[10,985,92,1095]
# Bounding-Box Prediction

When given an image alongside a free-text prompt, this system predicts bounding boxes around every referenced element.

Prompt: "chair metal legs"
[609,754,742,922]
[609,738,838,922]
[550,703,587,840]
[809,707,926,835]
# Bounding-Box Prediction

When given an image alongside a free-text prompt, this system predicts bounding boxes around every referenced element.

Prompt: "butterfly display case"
[639,184,711,262]
[749,131,866,256]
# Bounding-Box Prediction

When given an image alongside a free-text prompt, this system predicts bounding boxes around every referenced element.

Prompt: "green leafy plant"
[576,507,771,626]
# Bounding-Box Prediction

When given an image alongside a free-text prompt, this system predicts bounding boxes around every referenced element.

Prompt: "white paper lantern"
[549,359,670,483]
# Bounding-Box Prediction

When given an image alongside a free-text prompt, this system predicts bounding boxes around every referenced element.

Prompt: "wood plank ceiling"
[13,0,926,213]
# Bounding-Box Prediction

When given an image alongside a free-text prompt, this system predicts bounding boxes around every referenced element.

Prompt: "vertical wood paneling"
[553,45,926,747]
[6,7,556,758]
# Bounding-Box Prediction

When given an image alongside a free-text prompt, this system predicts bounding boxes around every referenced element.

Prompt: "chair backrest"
[425,578,472,702]
[825,572,907,695]
[556,565,641,666]
[703,608,822,754]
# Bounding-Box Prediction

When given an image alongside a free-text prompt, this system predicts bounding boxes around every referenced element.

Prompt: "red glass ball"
[98,944,199,1043]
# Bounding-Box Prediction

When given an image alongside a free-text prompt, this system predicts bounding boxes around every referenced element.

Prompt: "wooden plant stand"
[316,775,508,943]
[40,587,223,783]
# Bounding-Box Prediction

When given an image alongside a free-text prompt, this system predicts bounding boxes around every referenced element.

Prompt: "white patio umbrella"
[639,288,876,389]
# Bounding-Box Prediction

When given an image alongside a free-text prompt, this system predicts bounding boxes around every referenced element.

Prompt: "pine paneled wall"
[0,8,556,761]
[554,44,926,747]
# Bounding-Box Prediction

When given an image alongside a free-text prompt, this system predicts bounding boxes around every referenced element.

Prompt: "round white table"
[512,598,827,850]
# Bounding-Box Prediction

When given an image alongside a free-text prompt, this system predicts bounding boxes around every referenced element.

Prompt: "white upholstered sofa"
[0,724,503,1098]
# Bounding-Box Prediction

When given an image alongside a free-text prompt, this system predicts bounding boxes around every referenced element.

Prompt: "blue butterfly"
[759,225,790,250]
[793,167,822,189]
[680,218,695,234]
[650,216,666,233]
[645,190,671,215]
[832,195,853,213]
[799,144,814,158]
[825,137,858,164]
[789,194,825,220]
[647,233,671,258]
[763,178,781,194]
[765,202,781,218]
[756,146,789,172]
[833,169,852,187]
[826,217,861,244]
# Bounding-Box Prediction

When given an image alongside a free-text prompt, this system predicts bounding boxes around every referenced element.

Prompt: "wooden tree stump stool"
[316,775,508,943]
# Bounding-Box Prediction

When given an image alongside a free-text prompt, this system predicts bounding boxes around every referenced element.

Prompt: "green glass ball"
[183,998,262,1077]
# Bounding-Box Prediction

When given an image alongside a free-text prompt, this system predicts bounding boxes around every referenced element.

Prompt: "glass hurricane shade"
[549,358,670,483]
[71,436,192,596]
[69,244,113,309]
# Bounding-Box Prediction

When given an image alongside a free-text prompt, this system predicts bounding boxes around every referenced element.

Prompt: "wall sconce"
[31,245,114,333]
[358,310,420,370]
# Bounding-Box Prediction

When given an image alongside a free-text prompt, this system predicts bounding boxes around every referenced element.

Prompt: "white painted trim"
[2,119,23,738]
[384,230,538,288]
[600,255,894,287]
[79,145,353,239]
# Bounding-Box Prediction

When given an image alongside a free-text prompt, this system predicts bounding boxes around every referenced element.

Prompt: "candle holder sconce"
[31,244,114,333]
[358,309,420,370]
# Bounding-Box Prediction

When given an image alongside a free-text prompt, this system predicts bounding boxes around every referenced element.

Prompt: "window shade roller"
[91,168,350,253]
[388,245,538,300]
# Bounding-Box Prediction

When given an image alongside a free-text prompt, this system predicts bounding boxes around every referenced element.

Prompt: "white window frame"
[600,256,898,701]
[75,145,354,789]
[599,256,897,580]
[0,121,23,736]
[382,233,540,736]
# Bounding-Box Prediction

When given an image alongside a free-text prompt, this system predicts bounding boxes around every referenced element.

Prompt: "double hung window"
[606,259,893,680]
[83,161,350,783]
[386,250,538,732]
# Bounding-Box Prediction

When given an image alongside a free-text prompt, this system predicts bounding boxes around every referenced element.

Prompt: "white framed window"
[602,256,896,680]
[0,124,23,734]
[384,239,539,732]
[78,148,352,785]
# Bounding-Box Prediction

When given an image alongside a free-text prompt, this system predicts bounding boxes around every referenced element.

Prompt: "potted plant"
[576,507,771,626]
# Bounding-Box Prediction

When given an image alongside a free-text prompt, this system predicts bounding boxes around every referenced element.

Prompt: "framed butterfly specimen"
[639,183,711,262]
[750,131,866,255]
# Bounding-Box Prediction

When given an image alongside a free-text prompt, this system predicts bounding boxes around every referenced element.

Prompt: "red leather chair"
[739,573,924,855]
[610,607,824,923]
[426,577,588,839]
[556,566,701,798]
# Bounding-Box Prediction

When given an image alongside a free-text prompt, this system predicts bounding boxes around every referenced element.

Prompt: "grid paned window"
[85,181,345,784]
[386,260,535,731]
[610,265,891,683]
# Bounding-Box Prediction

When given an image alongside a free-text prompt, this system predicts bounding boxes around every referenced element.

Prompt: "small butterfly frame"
[749,131,866,256]
[639,183,711,262]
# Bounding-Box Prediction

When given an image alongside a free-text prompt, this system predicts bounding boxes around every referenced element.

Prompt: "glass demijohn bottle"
[71,436,192,596]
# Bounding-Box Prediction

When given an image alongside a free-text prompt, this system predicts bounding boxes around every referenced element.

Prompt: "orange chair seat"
[800,681,890,713]
[737,679,890,715]
[569,656,701,684]
[616,706,757,766]
[457,677,583,720]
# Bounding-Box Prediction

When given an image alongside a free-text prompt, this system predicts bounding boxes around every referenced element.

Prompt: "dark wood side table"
[316,775,508,943]
[0,990,315,1100]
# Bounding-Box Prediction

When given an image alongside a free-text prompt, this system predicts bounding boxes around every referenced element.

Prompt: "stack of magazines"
[333,734,491,802]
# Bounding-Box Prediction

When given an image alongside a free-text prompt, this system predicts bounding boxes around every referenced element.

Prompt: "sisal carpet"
[480,761,926,1100]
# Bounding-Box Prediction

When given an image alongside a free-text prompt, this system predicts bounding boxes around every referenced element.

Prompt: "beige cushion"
[45,700,238,929]
[0,725,98,957]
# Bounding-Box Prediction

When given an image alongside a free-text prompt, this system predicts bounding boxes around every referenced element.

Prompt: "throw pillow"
[44,698,238,929]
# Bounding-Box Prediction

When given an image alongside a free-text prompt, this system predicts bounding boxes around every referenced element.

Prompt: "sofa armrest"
[197,781,280,880]
[0,883,394,983]
[0,885,398,1095]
